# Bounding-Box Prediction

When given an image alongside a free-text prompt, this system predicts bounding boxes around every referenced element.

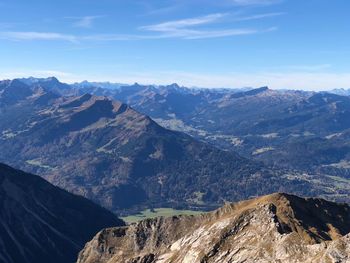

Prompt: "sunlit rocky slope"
[77,193,350,263]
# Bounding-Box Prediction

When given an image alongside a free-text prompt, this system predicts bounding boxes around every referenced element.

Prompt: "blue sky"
[0,0,349,90]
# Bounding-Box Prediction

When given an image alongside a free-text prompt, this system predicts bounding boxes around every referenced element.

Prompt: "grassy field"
[121,208,204,223]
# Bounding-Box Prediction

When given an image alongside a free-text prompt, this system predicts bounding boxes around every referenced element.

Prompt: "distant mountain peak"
[249,86,269,93]
[228,86,270,99]
[18,76,60,85]
[168,83,180,88]
[44,76,60,83]
[74,80,127,90]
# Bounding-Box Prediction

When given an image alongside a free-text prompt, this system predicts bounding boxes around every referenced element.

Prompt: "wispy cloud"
[228,0,283,6]
[233,12,285,22]
[144,0,283,10]
[82,27,274,41]
[0,31,151,42]
[182,29,260,39]
[140,13,275,39]
[0,12,279,42]
[0,31,77,42]
[66,16,104,28]
[140,13,227,32]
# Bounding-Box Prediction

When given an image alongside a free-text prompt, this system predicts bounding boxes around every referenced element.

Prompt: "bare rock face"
[77,193,350,263]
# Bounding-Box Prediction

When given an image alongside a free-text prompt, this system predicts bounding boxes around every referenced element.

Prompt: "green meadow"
[121,208,204,223]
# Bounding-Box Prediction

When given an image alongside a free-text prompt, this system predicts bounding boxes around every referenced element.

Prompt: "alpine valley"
[0,78,311,214]
[1,77,350,215]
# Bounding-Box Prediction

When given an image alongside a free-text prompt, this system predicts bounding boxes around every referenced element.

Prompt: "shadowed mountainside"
[0,163,124,263]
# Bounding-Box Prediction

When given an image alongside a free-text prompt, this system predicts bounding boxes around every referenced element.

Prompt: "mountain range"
[73,81,350,178]
[1,77,350,214]
[0,78,319,214]
[0,162,123,263]
[330,88,350,96]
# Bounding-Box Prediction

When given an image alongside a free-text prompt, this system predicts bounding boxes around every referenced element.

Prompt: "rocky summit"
[77,193,350,263]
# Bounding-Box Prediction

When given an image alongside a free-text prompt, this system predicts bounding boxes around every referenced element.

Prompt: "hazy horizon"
[2,75,350,92]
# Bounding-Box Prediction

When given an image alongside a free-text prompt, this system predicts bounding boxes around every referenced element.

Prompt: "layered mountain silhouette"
[73,81,350,178]
[0,78,322,213]
[0,163,124,263]
[77,193,350,263]
[10,77,350,178]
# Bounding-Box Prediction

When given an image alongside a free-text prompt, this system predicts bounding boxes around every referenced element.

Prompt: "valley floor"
[121,208,204,223]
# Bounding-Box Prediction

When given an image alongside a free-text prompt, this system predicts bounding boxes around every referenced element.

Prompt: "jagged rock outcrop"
[77,193,350,263]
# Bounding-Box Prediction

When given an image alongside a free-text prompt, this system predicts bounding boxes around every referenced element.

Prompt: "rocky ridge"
[77,193,350,263]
